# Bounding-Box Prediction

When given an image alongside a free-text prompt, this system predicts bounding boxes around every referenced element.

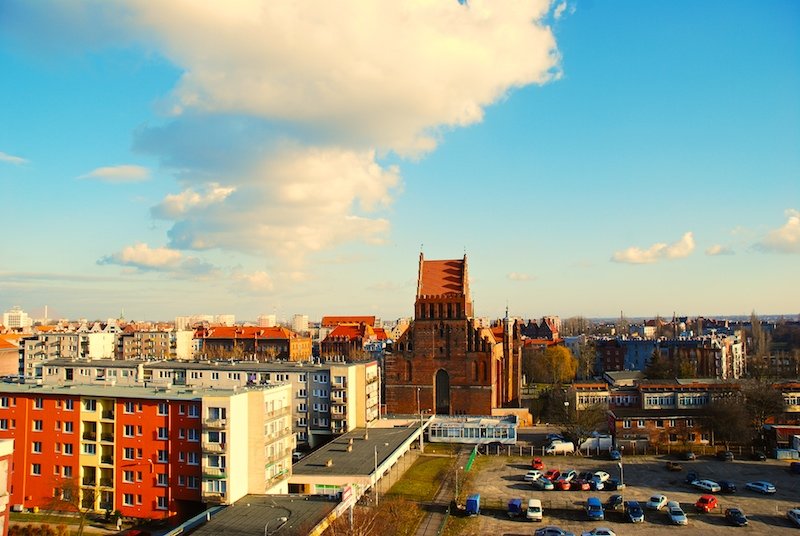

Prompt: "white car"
[788,508,800,527]
[581,529,616,536]
[646,494,668,510]
[745,480,776,494]
[525,470,544,482]
[692,479,721,493]
[666,501,688,525]
[593,471,611,483]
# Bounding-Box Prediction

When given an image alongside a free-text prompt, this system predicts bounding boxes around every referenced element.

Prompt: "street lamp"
[564,401,570,423]
[264,516,288,536]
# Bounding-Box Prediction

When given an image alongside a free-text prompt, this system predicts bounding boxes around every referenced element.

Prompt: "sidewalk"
[413,449,471,536]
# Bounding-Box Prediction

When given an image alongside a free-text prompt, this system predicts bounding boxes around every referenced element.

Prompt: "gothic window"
[472,361,478,381]
[429,303,435,318]
[405,360,413,381]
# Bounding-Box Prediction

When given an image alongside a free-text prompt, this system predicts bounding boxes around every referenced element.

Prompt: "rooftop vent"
[325,459,333,467]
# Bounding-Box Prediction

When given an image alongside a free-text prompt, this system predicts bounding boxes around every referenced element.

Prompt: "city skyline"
[1,1,798,321]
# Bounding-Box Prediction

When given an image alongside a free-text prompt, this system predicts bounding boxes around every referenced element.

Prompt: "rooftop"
[0,381,281,400]
[418,256,467,297]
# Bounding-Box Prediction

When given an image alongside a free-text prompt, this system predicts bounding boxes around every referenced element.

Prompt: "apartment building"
[38,358,380,449]
[0,382,292,519]
[21,332,116,380]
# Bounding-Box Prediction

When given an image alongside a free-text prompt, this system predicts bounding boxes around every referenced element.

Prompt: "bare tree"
[561,403,608,450]
[46,477,94,536]
[704,396,750,449]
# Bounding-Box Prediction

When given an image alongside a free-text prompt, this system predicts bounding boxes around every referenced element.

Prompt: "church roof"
[418,256,467,297]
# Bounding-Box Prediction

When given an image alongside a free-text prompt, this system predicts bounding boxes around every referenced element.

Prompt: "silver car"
[666,501,688,525]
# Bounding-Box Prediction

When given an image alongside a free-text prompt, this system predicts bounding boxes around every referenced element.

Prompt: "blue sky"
[1,0,798,323]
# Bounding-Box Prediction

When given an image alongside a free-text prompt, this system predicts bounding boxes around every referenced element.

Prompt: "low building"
[197,326,312,362]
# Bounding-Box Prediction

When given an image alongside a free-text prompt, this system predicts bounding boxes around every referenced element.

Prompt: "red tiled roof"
[0,337,17,350]
[523,338,561,347]
[321,316,376,328]
[204,326,298,340]
[373,327,388,341]
[419,258,465,296]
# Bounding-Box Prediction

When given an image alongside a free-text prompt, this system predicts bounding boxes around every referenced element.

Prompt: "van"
[545,441,575,455]
[466,494,480,516]
[526,499,543,521]
[586,497,604,520]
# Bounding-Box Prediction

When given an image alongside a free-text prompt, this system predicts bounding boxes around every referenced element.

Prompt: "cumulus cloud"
[79,165,150,182]
[706,244,734,256]
[553,2,567,19]
[151,183,235,219]
[97,243,215,276]
[231,270,274,292]
[0,151,28,165]
[612,232,695,264]
[508,272,535,281]
[756,209,800,254]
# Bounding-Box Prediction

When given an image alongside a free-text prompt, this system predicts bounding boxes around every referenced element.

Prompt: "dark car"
[682,451,697,461]
[685,470,699,484]
[609,450,622,461]
[606,494,624,511]
[625,501,645,523]
[725,507,748,526]
[719,480,737,493]
[578,471,594,481]
[751,451,767,461]
[716,450,735,461]
[605,478,625,490]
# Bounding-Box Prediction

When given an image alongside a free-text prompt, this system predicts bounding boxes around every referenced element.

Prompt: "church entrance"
[435,369,450,415]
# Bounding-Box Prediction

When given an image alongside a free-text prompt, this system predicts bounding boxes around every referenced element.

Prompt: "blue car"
[625,501,644,523]
[609,450,622,461]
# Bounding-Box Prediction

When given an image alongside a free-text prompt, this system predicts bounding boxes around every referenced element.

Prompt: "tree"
[561,403,608,450]
[527,346,577,385]
[742,380,786,437]
[46,477,94,536]
[645,349,672,379]
[574,338,597,380]
[747,311,772,379]
[704,396,751,448]
[323,498,420,536]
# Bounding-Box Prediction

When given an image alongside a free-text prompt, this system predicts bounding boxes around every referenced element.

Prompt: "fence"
[476,442,765,458]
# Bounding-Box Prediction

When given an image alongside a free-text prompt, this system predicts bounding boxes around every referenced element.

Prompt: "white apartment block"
[22,332,116,380]
[257,314,277,327]
[2,306,32,330]
[292,314,309,334]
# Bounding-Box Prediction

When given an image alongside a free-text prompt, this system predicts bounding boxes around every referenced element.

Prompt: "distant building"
[214,314,236,326]
[196,326,312,362]
[2,306,31,330]
[257,314,277,327]
[292,314,309,334]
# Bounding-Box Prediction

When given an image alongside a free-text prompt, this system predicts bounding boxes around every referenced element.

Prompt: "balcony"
[81,477,96,486]
[99,478,113,487]
[82,432,97,441]
[203,467,227,479]
[100,456,113,465]
[100,433,114,442]
[202,442,225,453]
[100,411,115,420]
[265,407,291,420]
[203,492,226,504]
[204,418,227,429]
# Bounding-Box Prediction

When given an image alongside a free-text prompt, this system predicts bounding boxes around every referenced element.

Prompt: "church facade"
[384,254,522,416]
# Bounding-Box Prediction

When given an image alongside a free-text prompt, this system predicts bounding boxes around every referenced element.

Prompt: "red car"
[544,469,561,481]
[556,479,572,491]
[531,457,545,470]
[695,495,718,513]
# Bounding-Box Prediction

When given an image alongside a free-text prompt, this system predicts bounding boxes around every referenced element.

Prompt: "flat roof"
[292,422,420,477]
[0,382,280,400]
[42,358,374,372]
[189,494,336,536]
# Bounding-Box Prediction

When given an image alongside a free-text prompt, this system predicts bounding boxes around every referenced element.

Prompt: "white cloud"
[553,2,567,19]
[128,0,560,155]
[151,183,236,219]
[79,165,150,182]
[0,151,28,165]
[508,272,535,281]
[98,243,217,278]
[706,244,734,256]
[756,209,800,254]
[232,270,274,292]
[612,232,695,264]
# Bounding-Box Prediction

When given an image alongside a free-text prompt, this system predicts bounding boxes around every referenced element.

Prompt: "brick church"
[385,254,523,416]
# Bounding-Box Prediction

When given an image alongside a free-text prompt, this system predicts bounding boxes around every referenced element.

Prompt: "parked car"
[788,508,800,527]
[466,494,480,516]
[589,477,605,491]
[685,470,699,484]
[695,495,718,513]
[532,457,545,470]
[508,498,523,518]
[716,450,735,461]
[605,478,625,490]
[605,494,623,511]
[719,480,737,493]
[745,481,776,494]
[625,501,644,523]
[586,497,604,521]
[666,501,688,525]
[578,471,594,481]
[556,479,572,491]
[533,477,555,491]
[581,530,616,536]
[666,461,683,471]
[571,479,591,491]
[525,470,544,482]
[526,498,543,521]
[593,471,611,482]
[725,507,748,526]
[751,451,767,461]
[544,469,561,481]
[609,450,622,461]
[790,462,800,474]
[535,526,575,536]
[692,479,721,493]
[645,494,668,511]
[558,469,578,482]
[546,442,575,455]
[682,451,697,461]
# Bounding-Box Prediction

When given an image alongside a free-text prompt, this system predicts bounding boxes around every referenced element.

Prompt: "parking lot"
[460,451,800,535]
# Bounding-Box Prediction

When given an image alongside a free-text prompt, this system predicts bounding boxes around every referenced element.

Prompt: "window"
[686,419,694,427]
[188,405,200,417]
[0,397,8,408]
[83,399,96,411]
[137,425,143,436]
[63,443,73,455]
[637,420,645,428]
[124,447,135,460]
[668,419,676,428]
[64,399,74,410]
[298,403,307,412]
[123,493,134,506]
[187,452,199,465]
[179,452,185,462]
[32,463,41,475]
[83,444,96,455]
[0,419,7,430]
[157,473,168,486]
[157,450,168,463]
[63,422,74,433]
[298,389,307,398]
[137,448,143,458]
[655,420,664,428]
[179,429,185,439]
[33,420,43,431]
[211,372,219,380]
[124,425,135,437]
[32,441,42,453]
[207,407,226,420]
[158,427,168,440]
[188,476,199,489]
[207,455,225,468]
[179,404,186,415]
[34,398,43,409]
[123,470,134,483]
[158,403,169,416]
[187,429,199,442]
[669,433,678,442]
[124,401,135,414]
[297,417,307,426]
[157,496,168,510]
[622,420,631,429]
[207,431,226,444]
[178,475,185,486]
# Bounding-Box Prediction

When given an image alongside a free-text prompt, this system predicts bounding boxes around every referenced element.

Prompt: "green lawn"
[386,455,454,501]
